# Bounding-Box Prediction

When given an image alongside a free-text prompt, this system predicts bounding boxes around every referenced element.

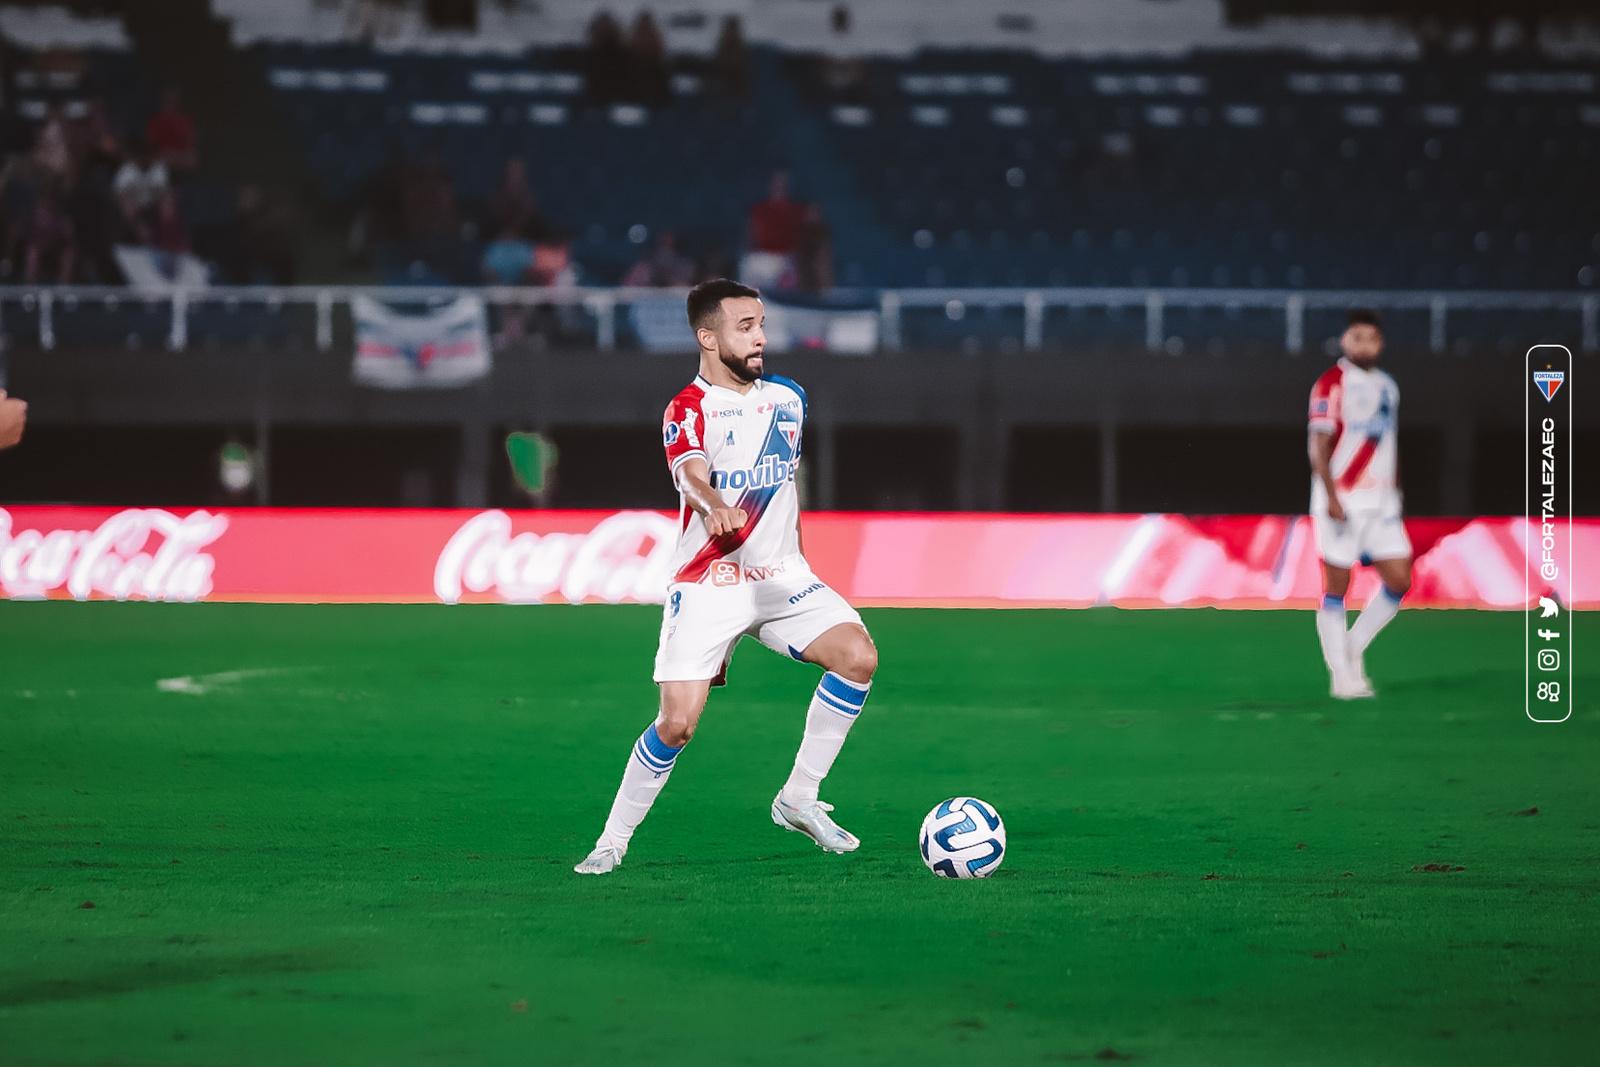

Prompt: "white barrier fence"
[0,285,1594,355]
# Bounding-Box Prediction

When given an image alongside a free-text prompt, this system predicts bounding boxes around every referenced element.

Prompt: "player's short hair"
[687,278,761,332]
[1346,308,1384,334]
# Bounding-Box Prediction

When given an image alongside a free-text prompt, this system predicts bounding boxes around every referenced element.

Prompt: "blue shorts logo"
[668,590,682,617]
[787,582,825,605]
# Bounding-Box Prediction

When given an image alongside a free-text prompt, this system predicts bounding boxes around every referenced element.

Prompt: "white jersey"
[661,373,806,586]
[1308,357,1402,513]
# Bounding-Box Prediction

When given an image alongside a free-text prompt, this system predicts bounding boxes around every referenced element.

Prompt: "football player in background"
[1307,309,1412,699]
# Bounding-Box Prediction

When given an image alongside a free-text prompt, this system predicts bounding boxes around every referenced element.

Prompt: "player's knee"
[837,638,877,684]
[1387,576,1412,598]
[655,715,697,748]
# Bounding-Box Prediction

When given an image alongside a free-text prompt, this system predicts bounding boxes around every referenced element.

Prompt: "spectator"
[32,103,72,181]
[818,5,867,95]
[585,10,628,105]
[394,149,463,280]
[487,157,549,240]
[795,205,834,293]
[221,183,296,284]
[528,233,576,288]
[73,97,121,168]
[712,15,751,100]
[0,389,26,450]
[626,11,670,104]
[481,223,534,285]
[743,170,806,288]
[67,159,120,283]
[21,183,75,284]
[113,139,170,222]
[401,150,458,242]
[150,189,191,262]
[748,170,805,255]
[622,230,695,287]
[145,87,197,171]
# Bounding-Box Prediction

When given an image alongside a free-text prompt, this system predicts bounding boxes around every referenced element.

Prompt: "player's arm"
[676,456,748,538]
[1307,429,1345,523]
[0,389,27,450]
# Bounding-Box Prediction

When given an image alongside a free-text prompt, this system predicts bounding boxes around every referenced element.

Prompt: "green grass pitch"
[2,603,1596,1065]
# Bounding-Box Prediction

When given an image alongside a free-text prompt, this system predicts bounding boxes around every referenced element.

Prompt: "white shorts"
[653,564,863,685]
[1312,506,1413,570]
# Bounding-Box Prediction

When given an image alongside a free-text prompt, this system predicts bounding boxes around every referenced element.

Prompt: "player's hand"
[706,506,748,538]
[0,389,27,450]
[1326,496,1346,523]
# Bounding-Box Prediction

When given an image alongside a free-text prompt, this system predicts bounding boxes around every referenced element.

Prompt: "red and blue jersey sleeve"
[1308,366,1342,434]
[662,384,707,485]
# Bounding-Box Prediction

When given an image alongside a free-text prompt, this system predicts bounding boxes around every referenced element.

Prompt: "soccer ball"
[919,797,1006,879]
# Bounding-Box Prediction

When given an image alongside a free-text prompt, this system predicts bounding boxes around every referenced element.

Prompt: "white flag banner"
[353,295,491,389]
[763,300,878,355]
[627,294,879,355]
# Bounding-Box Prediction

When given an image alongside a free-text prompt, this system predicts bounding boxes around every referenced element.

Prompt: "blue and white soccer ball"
[919,797,1006,879]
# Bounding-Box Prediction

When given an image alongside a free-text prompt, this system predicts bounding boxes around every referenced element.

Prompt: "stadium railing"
[0,285,1593,355]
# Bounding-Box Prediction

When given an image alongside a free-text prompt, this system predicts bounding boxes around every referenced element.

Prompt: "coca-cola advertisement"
[0,506,1593,609]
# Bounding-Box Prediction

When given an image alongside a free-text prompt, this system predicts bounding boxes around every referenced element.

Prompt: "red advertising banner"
[0,506,1591,609]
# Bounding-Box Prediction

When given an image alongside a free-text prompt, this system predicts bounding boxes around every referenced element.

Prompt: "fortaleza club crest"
[1533,369,1564,402]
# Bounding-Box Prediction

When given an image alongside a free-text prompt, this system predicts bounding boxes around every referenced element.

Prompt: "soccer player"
[1306,309,1413,699]
[574,279,878,875]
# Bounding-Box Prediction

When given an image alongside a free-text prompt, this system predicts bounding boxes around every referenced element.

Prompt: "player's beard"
[721,348,763,384]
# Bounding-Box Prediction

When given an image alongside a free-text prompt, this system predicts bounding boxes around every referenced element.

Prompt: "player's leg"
[1350,555,1411,655]
[1343,507,1413,693]
[755,578,875,852]
[1312,511,1365,698]
[575,681,712,875]
[1317,561,1367,698]
[576,583,747,875]
[782,620,877,804]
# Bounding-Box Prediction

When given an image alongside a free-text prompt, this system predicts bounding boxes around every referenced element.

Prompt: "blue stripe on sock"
[639,723,683,763]
[1321,594,1345,610]
[634,740,674,772]
[1382,585,1406,604]
[819,672,869,708]
[815,689,861,717]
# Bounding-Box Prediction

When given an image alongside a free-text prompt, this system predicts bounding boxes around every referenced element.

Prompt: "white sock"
[1349,585,1404,654]
[596,722,684,852]
[781,672,871,806]
[1316,594,1354,684]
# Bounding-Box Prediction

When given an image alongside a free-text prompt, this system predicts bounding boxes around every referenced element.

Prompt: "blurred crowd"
[351,8,824,294]
[0,87,193,285]
[584,9,752,104]
[357,154,831,295]
[0,80,295,287]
